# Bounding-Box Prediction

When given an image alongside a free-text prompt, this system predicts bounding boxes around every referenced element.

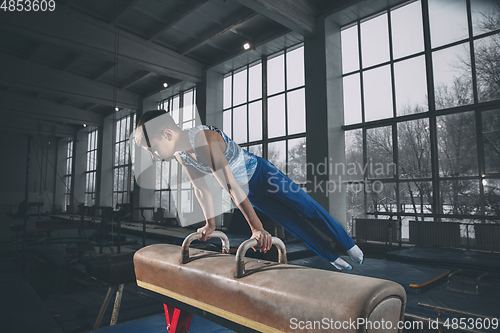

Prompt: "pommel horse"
[134,231,406,333]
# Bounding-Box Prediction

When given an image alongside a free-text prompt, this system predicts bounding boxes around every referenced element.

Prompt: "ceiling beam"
[109,0,142,25]
[0,89,102,126]
[121,72,155,90]
[62,53,84,72]
[209,25,291,69]
[85,103,99,111]
[228,27,254,42]
[181,10,257,55]
[0,51,142,109]
[234,0,316,36]
[28,43,44,60]
[64,0,76,9]
[0,9,204,82]
[143,80,196,100]
[323,0,406,25]
[0,115,76,138]
[146,0,210,41]
[93,63,117,81]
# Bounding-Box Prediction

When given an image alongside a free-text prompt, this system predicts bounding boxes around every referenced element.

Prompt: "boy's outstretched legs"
[248,157,363,269]
[249,193,343,264]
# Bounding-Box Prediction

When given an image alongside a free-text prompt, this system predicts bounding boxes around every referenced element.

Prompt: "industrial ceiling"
[0,0,403,137]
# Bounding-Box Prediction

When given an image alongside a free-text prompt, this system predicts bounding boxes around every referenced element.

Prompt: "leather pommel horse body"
[134,232,406,333]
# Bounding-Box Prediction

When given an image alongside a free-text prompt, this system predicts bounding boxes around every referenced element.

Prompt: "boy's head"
[135,110,180,161]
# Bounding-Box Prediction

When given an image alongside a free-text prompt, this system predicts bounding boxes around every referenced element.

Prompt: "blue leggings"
[246,156,355,262]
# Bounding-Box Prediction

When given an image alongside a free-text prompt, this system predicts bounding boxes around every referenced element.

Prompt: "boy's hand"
[197,224,216,241]
[250,228,272,253]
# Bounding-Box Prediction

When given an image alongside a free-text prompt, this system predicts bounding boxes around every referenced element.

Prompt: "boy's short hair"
[135,110,179,148]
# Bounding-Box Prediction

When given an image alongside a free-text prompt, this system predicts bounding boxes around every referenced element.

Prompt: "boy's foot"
[331,257,352,271]
[347,245,364,264]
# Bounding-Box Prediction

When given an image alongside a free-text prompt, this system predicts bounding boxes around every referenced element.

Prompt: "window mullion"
[262,56,268,160]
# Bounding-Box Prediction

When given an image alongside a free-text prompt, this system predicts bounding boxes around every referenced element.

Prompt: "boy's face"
[145,130,175,162]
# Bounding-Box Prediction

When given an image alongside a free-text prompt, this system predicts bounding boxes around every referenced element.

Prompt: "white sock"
[347,245,363,264]
[331,257,352,270]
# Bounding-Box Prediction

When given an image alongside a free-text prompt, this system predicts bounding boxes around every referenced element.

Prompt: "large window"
[223,45,307,185]
[64,139,73,211]
[113,113,136,206]
[85,129,98,206]
[342,0,500,224]
[156,88,197,215]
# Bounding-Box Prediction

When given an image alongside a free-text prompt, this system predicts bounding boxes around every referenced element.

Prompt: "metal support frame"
[93,283,125,329]
[110,284,125,326]
[135,207,154,247]
[141,209,147,247]
[22,136,31,259]
[93,286,116,330]
[419,302,495,321]
[116,211,121,254]
[100,215,106,255]
[446,269,492,295]
[139,288,259,333]
[163,303,193,333]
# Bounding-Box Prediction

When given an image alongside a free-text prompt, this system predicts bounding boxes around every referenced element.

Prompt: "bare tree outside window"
[343,0,500,228]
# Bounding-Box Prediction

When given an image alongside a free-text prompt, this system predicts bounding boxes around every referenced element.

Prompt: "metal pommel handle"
[181,231,230,264]
[235,237,287,278]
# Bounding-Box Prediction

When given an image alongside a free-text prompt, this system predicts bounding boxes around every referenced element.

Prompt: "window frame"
[85,128,98,207]
[64,139,73,211]
[223,43,308,185]
[156,88,197,215]
[342,0,500,221]
[112,113,136,207]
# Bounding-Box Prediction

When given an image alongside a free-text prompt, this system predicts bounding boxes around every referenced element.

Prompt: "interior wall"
[54,138,69,212]
[304,18,347,227]
[100,117,114,207]
[195,70,224,228]
[0,133,58,215]
[325,18,348,228]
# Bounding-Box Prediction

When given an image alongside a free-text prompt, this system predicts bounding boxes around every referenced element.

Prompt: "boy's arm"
[189,131,272,253]
[175,158,217,235]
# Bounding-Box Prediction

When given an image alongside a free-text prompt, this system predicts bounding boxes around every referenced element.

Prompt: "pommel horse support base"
[134,232,406,333]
